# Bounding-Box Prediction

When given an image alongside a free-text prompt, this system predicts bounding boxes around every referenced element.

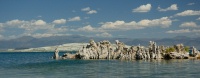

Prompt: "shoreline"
[1,51,199,60]
[0,43,88,52]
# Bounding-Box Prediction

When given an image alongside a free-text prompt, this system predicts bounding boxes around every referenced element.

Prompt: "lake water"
[0,52,200,78]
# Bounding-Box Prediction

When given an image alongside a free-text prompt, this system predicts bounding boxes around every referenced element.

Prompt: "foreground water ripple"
[0,52,200,78]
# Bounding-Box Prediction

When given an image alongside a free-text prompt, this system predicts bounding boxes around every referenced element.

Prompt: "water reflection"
[1,52,200,78]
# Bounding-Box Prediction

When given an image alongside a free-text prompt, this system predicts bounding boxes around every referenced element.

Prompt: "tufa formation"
[54,39,200,60]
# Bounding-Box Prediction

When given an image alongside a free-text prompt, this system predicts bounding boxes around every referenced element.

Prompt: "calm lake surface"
[0,52,200,78]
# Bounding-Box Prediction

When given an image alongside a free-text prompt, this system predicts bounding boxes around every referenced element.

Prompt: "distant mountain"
[114,36,200,49]
[0,35,89,49]
[0,35,199,50]
[123,36,200,49]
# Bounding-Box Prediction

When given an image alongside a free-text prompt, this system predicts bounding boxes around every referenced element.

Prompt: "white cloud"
[5,19,49,30]
[187,3,195,5]
[6,19,25,26]
[96,32,112,37]
[32,20,46,26]
[31,20,51,30]
[179,22,197,28]
[1,19,69,39]
[73,17,172,32]
[68,16,81,21]
[158,4,178,11]
[76,25,95,32]
[81,7,90,11]
[31,33,70,38]
[53,19,66,24]
[175,10,200,16]
[81,7,98,14]
[32,33,55,38]
[141,17,172,28]
[132,4,151,12]
[100,21,126,29]
[197,17,200,20]
[100,20,145,30]
[166,29,190,33]
[47,26,68,34]
[55,27,67,32]
[100,17,172,30]
[87,10,97,14]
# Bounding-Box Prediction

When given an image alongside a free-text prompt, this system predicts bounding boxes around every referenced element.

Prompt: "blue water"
[0,52,200,78]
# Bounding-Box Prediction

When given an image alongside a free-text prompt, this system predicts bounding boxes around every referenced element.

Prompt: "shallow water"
[0,52,200,78]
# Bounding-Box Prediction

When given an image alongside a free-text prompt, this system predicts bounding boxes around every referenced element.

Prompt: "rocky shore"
[53,40,200,60]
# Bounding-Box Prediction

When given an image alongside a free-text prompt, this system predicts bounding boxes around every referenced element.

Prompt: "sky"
[0,0,200,40]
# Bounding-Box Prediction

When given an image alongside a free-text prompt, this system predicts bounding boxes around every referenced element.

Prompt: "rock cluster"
[53,48,59,60]
[56,40,199,60]
[164,44,188,59]
[76,40,112,59]
[190,46,199,57]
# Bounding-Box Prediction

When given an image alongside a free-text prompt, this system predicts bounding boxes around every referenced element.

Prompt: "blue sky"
[0,0,200,39]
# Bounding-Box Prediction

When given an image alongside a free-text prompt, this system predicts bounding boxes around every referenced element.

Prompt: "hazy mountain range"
[0,35,200,50]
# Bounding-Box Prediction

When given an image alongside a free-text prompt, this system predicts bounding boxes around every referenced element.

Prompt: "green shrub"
[184,46,189,52]
[165,47,175,53]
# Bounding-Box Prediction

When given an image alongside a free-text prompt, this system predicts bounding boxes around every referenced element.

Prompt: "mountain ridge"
[0,35,200,50]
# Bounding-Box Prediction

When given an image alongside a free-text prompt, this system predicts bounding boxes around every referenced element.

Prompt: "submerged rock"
[190,46,199,57]
[164,52,189,59]
[62,53,76,59]
[53,48,59,60]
